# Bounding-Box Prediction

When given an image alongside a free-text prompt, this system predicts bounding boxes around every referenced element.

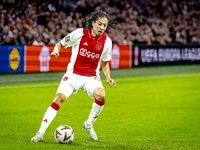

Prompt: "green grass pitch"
[0,71,200,149]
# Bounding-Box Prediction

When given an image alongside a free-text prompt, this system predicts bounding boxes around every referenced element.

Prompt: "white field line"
[114,73,200,82]
[0,73,200,90]
[0,83,59,89]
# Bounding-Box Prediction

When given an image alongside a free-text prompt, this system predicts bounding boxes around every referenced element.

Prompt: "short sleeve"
[102,37,112,62]
[60,28,83,48]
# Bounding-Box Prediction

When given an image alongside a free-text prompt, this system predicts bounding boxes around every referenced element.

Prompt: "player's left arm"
[102,61,116,87]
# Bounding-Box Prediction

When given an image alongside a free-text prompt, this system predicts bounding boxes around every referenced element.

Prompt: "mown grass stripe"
[0,73,199,90]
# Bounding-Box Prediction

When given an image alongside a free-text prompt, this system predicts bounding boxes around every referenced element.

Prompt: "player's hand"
[51,50,59,58]
[107,78,116,87]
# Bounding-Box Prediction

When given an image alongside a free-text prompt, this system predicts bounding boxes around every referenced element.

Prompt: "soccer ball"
[54,125,74,144]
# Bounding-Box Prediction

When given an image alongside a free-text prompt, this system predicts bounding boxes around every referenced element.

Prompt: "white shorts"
[56,73,104,99]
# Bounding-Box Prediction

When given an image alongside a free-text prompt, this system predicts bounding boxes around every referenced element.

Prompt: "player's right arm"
[51,42,64,58]
[51,28,83,58]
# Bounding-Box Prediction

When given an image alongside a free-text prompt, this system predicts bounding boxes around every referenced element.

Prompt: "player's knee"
[97,95,105,101]
[94,88,105,101]
[96,94,105,101]
[53,93,66,107]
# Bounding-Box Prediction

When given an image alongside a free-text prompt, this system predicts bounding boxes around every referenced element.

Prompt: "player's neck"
[90,29,100,37]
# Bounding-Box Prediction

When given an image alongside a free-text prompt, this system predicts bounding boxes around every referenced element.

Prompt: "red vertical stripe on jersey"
[73,29,107,76]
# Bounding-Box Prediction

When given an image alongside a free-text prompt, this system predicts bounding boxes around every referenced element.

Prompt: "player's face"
[91,17,108,37]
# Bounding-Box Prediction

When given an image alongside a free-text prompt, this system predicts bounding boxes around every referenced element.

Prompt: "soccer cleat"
[31,132,44,142]
[83,121,98,140]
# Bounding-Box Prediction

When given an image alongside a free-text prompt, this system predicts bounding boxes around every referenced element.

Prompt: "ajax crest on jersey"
[95,44,102,50]
[55,125,74,144]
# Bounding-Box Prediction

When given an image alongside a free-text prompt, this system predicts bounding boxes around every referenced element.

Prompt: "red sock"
[87,99,105,124]
[50,102,60,111]
[95,99,105,106]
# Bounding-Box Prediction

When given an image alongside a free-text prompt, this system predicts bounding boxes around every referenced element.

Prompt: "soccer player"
[31,11,117,142]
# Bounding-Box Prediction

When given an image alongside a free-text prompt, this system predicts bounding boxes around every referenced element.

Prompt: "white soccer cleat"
[83,121,98,140]
[31,132,44,142]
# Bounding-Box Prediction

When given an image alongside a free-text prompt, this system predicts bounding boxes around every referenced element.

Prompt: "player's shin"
[38,102,60,134]
[87,99,105,125]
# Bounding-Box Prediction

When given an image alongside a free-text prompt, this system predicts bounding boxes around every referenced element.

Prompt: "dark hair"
[86,11,117,30]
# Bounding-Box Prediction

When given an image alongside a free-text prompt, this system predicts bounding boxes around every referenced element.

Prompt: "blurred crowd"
[0,0,200,46]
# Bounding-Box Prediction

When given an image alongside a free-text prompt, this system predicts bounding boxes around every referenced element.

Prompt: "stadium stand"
[0,0,200,46]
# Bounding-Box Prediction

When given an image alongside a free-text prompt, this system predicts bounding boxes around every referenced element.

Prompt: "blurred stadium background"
[1,0,200,45]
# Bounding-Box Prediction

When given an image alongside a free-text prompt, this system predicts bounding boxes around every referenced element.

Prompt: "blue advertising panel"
[0,46,25,74]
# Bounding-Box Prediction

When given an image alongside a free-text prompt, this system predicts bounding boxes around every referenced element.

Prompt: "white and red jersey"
[60,28,112,77]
